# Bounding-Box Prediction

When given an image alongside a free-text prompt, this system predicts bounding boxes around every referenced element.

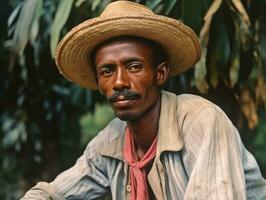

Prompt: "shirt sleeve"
[182,106,266,200]
[21,182,65,200]
[21,148,110,199]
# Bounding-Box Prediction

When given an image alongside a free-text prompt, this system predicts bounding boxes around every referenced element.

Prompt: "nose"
[113,67,130,90]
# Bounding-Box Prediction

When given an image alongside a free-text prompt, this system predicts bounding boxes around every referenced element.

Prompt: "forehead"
[96,36,155,51]
[93,36,155,66]
[97,36,153,54]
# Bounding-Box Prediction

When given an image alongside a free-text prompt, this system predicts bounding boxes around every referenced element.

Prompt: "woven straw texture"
[55,0,201,89]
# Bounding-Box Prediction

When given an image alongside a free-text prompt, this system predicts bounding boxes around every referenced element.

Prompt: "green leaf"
[194,60,209,93]
[92,0,111,17]
[146,0,162,11]
[91,0,101,11]
[32,38,41,66]
[208,58,219,88]
[226,0,251,49]
[180,0,207,32]
[230,0,250,25]
[2,118,15,131]
[229,50,240,87]
[18,53,26,67]
[2,122,26,148]
[75,0,87,7]
[7,24,16,37]
[7,2,22,27]
[229,14,241,87]
[258,21,266,77]
[30,0,43,46]
[163,0,177,15]
[50,0,74,58]
[69,85,92,108]
[154,4,164,14]
[207,11,230,88]
[7,0,39,56]
[194,0,223,92]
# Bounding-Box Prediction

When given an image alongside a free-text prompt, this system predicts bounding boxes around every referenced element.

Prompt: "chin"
[115,111,139,121]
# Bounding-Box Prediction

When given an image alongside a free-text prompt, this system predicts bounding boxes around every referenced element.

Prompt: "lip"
[112,98,139,108]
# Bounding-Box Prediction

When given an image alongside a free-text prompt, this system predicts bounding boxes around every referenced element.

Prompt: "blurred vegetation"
[0,0,265,199]
[80,104,115,147]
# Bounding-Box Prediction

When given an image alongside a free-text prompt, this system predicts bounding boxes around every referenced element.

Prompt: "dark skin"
[94,38,169,157]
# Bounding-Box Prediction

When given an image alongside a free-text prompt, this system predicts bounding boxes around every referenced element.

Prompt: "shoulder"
[162,91,218,113]
[161,91,228,130]
[177,93,220,115]
[175,93,238,151]
[172,93,239,152]
[161,91,232,130]
[176,93,229,131]
[83,117,126,159]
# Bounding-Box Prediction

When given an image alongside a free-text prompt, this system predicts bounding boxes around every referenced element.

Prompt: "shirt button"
[126,185,131,192]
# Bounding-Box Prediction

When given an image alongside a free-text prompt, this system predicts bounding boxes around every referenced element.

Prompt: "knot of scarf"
[124,127,157,200]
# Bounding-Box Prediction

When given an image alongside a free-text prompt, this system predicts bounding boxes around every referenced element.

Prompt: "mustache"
[107,89,141,102]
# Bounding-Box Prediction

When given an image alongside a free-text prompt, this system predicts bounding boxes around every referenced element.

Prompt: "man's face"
[94,38,168,121]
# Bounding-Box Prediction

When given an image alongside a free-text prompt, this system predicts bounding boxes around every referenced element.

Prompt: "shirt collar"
[100,90,184,160]
[100,121,126,161]
[156,90,184,156]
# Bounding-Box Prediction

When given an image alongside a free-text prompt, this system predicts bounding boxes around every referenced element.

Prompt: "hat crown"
[100,1,154,18]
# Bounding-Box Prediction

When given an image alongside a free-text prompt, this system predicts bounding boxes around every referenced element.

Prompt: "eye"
[98,66,114,78]
[128,62,142,72]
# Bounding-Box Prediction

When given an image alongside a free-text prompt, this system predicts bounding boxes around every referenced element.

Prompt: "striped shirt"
[21,91,266,199]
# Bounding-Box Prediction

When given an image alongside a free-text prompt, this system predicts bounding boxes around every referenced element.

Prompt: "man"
[22,1,266,200]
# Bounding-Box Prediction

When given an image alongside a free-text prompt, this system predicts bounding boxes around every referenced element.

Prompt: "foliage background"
[0,0,266,199]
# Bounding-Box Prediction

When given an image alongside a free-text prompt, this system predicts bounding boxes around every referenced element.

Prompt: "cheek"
[132,74,157,92]
[98,78,111,96]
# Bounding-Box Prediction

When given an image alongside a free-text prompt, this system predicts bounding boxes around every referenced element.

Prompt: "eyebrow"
[97,56,144,69]
[97,63,115,70]
[122,57,144,64]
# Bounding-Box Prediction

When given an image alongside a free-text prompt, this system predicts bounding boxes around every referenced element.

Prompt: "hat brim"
[55,15,201,89]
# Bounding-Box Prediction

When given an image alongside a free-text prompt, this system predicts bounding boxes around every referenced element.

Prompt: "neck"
[127,94,161,153]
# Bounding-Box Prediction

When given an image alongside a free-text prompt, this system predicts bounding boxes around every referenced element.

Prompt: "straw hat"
[55,0,201,89]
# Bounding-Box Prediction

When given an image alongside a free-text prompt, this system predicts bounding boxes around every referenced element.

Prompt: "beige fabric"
[21,91,266,199]
[21,182,65,200]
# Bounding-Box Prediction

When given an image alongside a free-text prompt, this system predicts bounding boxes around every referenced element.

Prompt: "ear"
[156,62,169,86]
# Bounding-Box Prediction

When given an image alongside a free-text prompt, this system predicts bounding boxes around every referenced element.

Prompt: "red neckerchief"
[124,127,157,200]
